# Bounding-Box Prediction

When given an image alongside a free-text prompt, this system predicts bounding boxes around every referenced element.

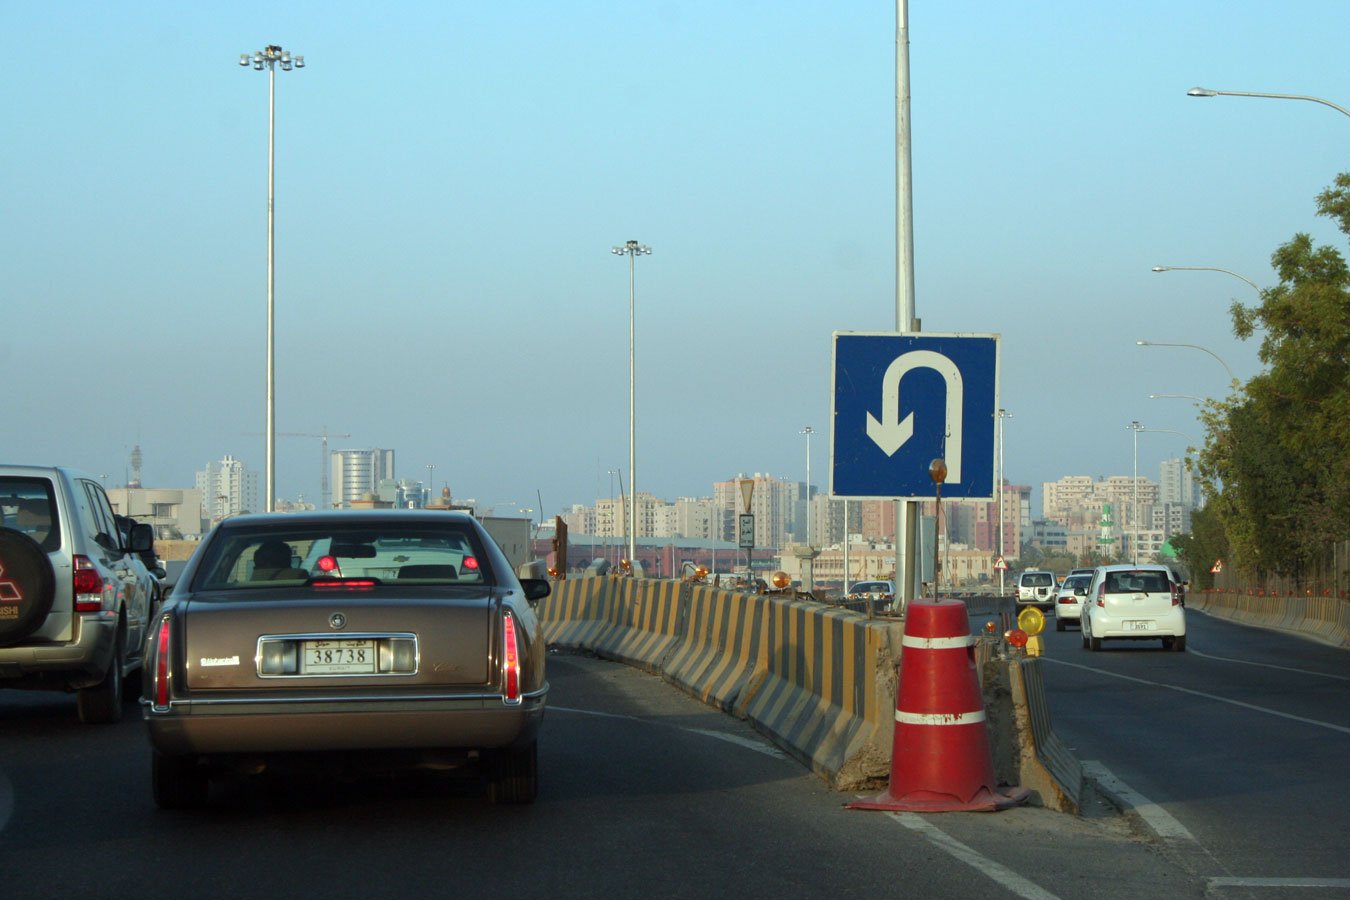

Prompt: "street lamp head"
[1151,266,1167,273]
[1136,340,1150,346]
[1188,87,1217,97]
[239,54,251,67]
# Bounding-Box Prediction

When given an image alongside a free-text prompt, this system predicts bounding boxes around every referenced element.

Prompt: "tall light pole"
[1187,86,1350,118]
[612,240,651,567]
[997,408,1012,593]
[240,45,304,513]
[800,426,814,546]
[425,464,434,507]
[1136,339,1236,385]
[1151,265,1260,294]
[1127,421,1144,565]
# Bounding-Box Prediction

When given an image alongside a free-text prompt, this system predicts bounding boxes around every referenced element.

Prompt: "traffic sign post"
[831,333,999,500]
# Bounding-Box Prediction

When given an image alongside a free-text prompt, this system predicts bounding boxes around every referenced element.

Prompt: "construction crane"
[245,427,351,509]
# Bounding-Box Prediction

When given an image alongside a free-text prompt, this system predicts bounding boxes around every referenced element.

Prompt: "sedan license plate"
[1126,620,1154,632]
[302,639,376,674]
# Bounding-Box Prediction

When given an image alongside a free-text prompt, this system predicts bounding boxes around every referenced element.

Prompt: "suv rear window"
[1104,570,1171,594]
[1020,573,1053,587]
[194,522,495,591]
[0,478,61,552]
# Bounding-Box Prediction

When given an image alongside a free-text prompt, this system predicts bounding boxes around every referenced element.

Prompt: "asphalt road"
[1,608,1344,899]
[1035,606,1350,897]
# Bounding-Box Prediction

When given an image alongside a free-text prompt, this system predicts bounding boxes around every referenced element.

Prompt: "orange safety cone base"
[846,784,1030,813]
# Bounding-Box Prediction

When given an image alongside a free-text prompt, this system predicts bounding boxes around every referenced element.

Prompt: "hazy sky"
[3,1,1346,519]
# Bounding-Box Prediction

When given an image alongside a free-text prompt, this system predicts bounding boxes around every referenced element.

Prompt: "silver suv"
[0,465,158,722]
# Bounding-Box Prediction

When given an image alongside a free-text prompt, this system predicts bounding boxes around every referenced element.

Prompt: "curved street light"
[1187,86,1350,118]
[800,426,814,547]
[1149,392,1204,403]
[1127,421,1145,565]
[240,45,304,512]
[612,240,652,566]
[1137,339,1236,385]
[1151,265,1260,294]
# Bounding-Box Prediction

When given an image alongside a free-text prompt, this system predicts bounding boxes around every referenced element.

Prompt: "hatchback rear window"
[0,478,61,552]
[1104,570,1171,594]
[193,522,495,592]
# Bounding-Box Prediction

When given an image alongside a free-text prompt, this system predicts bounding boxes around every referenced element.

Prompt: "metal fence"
[1213,539,1350,600]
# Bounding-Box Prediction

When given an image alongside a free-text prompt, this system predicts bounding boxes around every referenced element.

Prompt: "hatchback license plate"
[1126,620,1153,632]
[302,639,376,674]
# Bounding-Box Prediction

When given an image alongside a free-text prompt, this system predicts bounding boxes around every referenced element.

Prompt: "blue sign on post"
[831,332,999,500]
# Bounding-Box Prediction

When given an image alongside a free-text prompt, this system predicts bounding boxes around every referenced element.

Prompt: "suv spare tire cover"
[0,527,57,646]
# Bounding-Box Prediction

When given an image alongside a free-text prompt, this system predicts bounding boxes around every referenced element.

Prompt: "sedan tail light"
[501,614,521,705]
[152,617,172,711]
[72,555,104,612]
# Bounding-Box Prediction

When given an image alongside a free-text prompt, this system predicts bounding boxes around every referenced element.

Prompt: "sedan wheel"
[486,741,538,805]
[152,751,209,809]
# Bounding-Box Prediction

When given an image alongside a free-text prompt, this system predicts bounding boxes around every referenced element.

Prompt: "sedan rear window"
[193,523,494,591]
[1104,570,1171,594]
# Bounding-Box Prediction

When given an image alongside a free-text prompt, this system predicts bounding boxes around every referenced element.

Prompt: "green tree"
[1195,173,1350,581]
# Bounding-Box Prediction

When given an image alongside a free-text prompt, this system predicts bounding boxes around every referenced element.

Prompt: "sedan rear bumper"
[145,689,546,756]
[1091,609,1186,638]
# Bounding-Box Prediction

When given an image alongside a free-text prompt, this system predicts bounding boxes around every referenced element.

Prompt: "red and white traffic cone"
[848,597,1027,812]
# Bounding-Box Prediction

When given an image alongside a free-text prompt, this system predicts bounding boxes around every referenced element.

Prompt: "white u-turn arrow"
[865,349,964,483]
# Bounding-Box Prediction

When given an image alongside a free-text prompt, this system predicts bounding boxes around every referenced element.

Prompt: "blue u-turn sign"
[831,332,999,500]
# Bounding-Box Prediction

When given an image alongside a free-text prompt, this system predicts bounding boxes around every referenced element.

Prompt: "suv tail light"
[152,617,172,711]
[72,555,104,612]
[501,614,521,705]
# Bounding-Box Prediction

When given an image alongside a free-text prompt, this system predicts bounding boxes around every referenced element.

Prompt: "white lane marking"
[1045,657,1350,736]
[887,812,1062,900]
[1208,877,1350,889]
[1080,761,1195,842]
[1188,647,1350,682]
[551,706,788,759]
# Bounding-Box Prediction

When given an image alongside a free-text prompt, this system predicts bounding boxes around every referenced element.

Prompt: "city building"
[331,448,396,508]
[107,486,206,540]
[195,455,258,520]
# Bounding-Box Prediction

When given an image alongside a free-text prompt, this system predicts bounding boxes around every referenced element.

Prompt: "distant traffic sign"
[738,514,755,549]
[831,332,999,500]
[994,556,1007,571]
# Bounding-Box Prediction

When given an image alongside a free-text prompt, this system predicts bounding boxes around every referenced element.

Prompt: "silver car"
[0,465,158,723]
[142,510,550,808]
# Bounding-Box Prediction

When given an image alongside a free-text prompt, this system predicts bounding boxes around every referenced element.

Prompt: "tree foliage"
[1189,173,1350,582]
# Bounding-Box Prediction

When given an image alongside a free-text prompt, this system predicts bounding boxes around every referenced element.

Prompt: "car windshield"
[1104,570,1171,594]
[192,522,493,592]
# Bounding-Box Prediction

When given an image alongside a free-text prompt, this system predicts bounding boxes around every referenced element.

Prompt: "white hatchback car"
[1053,573,1094,631]
[1081,564,1187,652]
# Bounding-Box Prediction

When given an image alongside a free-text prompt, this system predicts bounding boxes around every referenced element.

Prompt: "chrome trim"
[254,632,420,678]
[165,684,549,707]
